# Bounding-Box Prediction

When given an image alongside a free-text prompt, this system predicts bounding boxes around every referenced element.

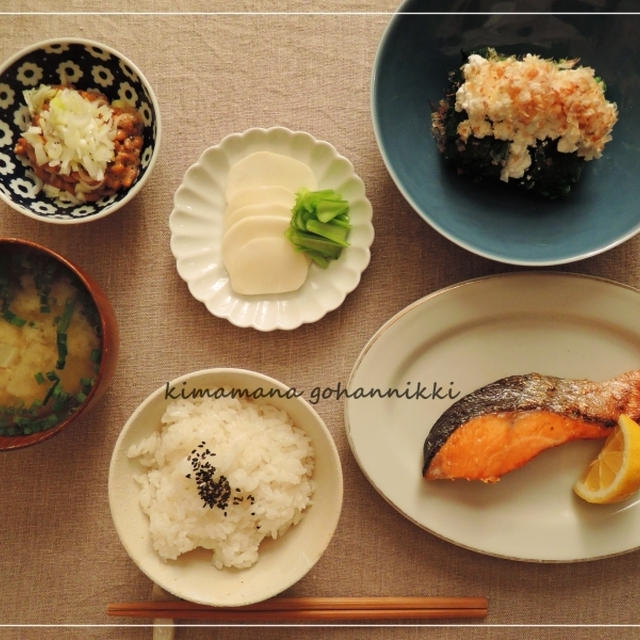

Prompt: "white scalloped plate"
[169,127,374,331]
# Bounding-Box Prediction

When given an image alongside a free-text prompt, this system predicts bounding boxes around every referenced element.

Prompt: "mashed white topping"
[454,51,618,181]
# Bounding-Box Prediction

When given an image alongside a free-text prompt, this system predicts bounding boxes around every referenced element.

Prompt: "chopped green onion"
[2,309,26,327]
[52,388,69,412]
[42,380,59,406]
[57,297,75,332]
[56,332,68,370]
[55,297,75,369]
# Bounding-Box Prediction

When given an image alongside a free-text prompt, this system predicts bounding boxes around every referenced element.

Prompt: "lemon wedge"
[573,414,640,504]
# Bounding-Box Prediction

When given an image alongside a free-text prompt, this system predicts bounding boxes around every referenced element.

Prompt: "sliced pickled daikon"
[222,215,309,295]
[225,202,292,230]
[225,151,316,200]
[226,185,295,217]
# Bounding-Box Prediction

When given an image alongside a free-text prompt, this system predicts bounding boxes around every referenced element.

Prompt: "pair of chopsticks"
[107,596,488,622]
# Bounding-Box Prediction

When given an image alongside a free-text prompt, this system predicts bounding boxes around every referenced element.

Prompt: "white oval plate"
[345,272,640,563]
[169,127,374,331]
[109,368,343,607]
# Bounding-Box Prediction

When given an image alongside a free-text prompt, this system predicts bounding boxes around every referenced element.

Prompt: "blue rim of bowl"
[0,37,162,224]
[370,5,640,266]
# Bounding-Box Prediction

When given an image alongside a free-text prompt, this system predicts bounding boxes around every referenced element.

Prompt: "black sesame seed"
[184,441,239,511]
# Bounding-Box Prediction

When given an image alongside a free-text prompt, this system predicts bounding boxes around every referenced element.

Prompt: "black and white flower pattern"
[0,84,15,109]
[0,121,12,146]
[86,44,111,61]
[0,40,158,221]
[56,60,83,85]
[16,62,43,86]
[29,200,57,215]
[92,64,114,88]
[10,176,39,199]
[0,151,16,176]
[119,59,139,82]
[117,81,138,106]
[139,101,153,127]
[42,43,70,55]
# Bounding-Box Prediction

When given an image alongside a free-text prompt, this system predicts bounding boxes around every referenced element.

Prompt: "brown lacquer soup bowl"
[0,237,118,450]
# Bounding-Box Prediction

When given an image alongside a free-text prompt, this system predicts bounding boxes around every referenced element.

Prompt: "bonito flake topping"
[454,49,618,181]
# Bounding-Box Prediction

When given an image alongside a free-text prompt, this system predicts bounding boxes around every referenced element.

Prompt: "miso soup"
[0,247,101,436]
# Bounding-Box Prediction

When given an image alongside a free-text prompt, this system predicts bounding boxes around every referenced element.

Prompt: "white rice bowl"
[108,368,343,607]
[127,395,315,570]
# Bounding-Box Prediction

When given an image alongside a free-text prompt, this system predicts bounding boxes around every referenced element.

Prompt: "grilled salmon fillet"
[423,371,640,482]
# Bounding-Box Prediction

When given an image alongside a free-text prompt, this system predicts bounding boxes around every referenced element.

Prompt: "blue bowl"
[0,38,161,223]
[371,1,640,265]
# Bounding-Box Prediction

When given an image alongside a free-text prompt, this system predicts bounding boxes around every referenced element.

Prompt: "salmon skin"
[422,370,640,482]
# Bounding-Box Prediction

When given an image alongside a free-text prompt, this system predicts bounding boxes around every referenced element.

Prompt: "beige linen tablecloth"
[2,3,640,639]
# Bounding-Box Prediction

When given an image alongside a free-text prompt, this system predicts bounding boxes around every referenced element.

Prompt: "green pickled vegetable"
[285,188,351,267]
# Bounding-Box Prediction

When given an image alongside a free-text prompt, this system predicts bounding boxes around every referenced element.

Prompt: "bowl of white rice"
[108,367,343,607]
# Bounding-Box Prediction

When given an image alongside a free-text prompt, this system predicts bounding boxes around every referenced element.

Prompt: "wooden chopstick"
[107,596,488,622]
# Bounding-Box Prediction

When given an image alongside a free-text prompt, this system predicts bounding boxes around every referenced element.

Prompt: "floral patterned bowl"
[0,38,161,223]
